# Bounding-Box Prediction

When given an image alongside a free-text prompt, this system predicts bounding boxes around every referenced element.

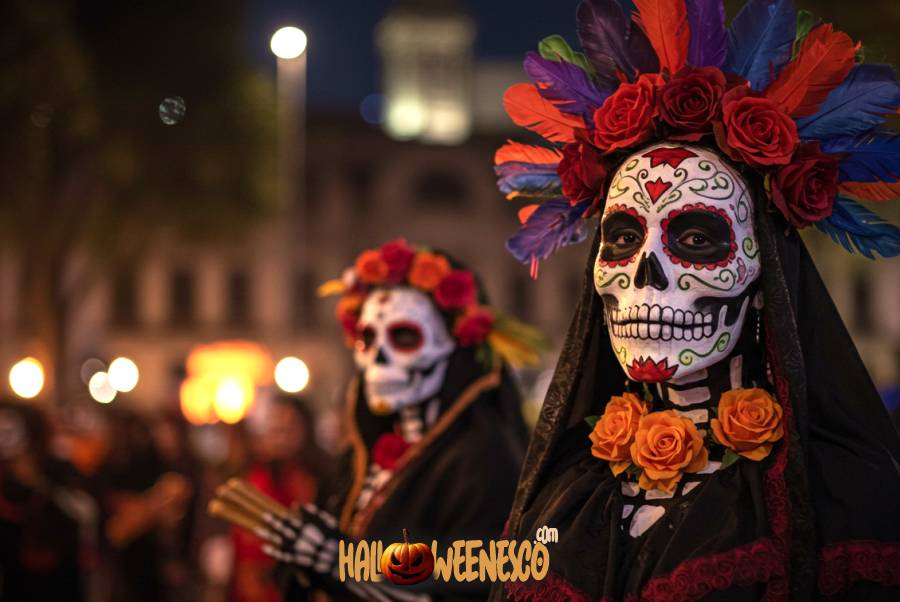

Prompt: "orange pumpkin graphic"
[380,528,435,585]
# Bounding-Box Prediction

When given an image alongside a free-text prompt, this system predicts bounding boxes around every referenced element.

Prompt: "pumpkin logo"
[380,528,435,585]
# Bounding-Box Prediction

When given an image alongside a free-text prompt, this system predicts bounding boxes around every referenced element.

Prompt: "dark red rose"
[657,67,726,140]
[372,433,410,470]
[769,143,840,228]
[592,74,662,154]
[557,142,608,215]
[434,270,477,310]
[380,238,416,283]
[715,86,799,167]
[627,356,678,382]
[453,306,495,346]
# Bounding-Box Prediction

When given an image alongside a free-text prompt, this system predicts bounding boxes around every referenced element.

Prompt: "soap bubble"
[159,96,186,125]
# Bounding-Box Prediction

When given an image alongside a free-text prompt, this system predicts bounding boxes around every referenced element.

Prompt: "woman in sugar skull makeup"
[256,240,543,601]
[489,1,900,600]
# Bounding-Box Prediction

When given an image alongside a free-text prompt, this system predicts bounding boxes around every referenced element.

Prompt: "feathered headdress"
[497,0,900,276]
[318,239,547,368]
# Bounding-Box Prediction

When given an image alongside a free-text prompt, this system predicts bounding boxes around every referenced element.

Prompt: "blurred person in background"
[95,407,191,602]
[0,399,94,602]
[231,394,326,602]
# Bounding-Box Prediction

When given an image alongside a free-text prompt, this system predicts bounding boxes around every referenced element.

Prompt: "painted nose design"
[634,252,669,290]
[375,347,389,365]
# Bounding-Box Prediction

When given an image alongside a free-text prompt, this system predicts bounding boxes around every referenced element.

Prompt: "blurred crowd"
[0,394,334,602]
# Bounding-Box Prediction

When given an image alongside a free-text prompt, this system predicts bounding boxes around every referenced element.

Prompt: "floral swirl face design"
[594,143,761,382]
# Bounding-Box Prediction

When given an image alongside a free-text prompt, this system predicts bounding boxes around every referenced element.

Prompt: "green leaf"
[585,415,600,429]
[793,10,817,58]
[721,449,742,469]
[624,464,642,479]
[641,383,653,403]
[538,34,595,77]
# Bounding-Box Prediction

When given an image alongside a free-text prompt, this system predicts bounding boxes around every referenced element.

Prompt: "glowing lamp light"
[385,98,426,140]
[270,26,308,59]
[89,372,117,404]
[213,377,253,424]
[9,358,44,399]
[108,357,139,393]
[274,357,310,393]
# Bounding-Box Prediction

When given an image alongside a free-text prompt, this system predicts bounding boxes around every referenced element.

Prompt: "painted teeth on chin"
[674,309,685,325]
[649,306,661,321]
[648,323,660,339]
[638,305,649,321]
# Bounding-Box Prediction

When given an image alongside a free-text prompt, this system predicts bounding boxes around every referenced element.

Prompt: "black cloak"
[321,346,529,601]
[490,193,900,601]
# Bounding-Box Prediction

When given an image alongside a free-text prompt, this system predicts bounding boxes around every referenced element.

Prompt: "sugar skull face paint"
[354,287,455,414]
[594,143,761,382]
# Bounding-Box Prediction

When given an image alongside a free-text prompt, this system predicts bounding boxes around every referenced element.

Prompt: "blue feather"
[687,0,727,68]
[796,65,900,141]
[495,162,561,198]
[821,132,900,183]
[506,199,591,264]
[523,52,609,122]
[814,197,900,259]
[724,0,796,90]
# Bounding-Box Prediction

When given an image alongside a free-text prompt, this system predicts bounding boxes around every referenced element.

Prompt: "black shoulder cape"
[491,199,900,601]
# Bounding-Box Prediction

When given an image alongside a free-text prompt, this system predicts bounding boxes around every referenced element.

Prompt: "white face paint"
[594,143,761,383]
[354,287,455,415]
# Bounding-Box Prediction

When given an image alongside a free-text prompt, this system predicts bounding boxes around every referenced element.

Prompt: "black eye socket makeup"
[665,210,732,265]
[600,211,646,262]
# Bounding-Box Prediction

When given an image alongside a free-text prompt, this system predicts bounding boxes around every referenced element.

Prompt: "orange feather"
[518,204,540,224]
[764,24,857,118]
[495,140,563,166]
[838,181,900,202]
[632,0,689,75]
[503,83,584,143]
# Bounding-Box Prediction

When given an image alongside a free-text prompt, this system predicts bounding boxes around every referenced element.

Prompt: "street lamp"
[270,26,307,59]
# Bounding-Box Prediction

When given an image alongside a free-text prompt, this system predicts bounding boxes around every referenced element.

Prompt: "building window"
[170,269,195,327]
[413,169,465,206]
[111,270,138,328]
[293,269,317,331]
[227,270,251,327]
[852,271,872,334]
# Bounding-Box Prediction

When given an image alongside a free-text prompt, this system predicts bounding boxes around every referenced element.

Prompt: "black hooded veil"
[491,193,900,601]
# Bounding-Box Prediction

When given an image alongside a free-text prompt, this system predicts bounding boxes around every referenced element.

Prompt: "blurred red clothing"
[231,462,316,602]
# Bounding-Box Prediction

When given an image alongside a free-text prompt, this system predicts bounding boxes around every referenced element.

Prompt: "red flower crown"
[496,0,900,276]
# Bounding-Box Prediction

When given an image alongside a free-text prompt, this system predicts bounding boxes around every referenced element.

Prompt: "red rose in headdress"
[769,143,840,228]
[715,86,799,167]
[454,306,495,346]
[557,142,608,213]
[592,74,661,154]
[657,67,727,140]
[380,239,416,283]
[434,270,477,310]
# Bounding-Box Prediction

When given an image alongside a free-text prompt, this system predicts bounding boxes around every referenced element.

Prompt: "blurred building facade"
[1,0,898,413]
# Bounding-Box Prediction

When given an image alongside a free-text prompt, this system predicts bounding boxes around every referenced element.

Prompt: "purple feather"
[686,0,727,68]
[506,199,591,264]
[724,0,796,90]
[576,0,659,89]
[523,52,609,122]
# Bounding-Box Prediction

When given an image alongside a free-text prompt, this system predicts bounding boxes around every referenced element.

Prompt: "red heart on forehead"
[643,147,698,168]
[645,178,672,204]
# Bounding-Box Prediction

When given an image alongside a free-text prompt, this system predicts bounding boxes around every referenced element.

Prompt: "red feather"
[632,0,689,74]
[764,24,858,118]
[495,140,563,166]
[839,181,900,202]
[503,83,584,143]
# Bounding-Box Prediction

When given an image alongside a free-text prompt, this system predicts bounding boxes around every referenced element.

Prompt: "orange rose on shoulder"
[355,250,389,284]
[630,411,708,492]
[711,388,783,461]
[408,252,451,291]
[589,393,648,475]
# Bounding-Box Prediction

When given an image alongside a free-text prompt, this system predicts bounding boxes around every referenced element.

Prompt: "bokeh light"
[88,371,117,404]
[80,358,106,385]
[213,376,253,424]
[9,358,44,399]
[159,96,186,125]
[270,26,307,59]
[108,357,139,393]
[359,93,384,125]
[274,356,310,393]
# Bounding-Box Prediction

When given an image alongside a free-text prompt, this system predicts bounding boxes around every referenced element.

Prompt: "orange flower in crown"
[711,388,784,461]
[589,393,648,475]
[355,250,390,284]
[408,252,451,291]
[630,411,708,493]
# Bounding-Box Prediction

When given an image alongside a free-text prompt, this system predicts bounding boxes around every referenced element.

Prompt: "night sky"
[245,0,581,109]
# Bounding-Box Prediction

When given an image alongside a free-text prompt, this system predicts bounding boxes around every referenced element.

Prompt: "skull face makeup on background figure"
[595,144,761,382]
[354,287,455,414]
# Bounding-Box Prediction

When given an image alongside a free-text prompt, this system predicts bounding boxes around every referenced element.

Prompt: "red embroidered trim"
[504,571,592,602]
[818,540,900,595]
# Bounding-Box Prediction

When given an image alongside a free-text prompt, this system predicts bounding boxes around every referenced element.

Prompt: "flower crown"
[496,0,900,276]
[319,239,546,368]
